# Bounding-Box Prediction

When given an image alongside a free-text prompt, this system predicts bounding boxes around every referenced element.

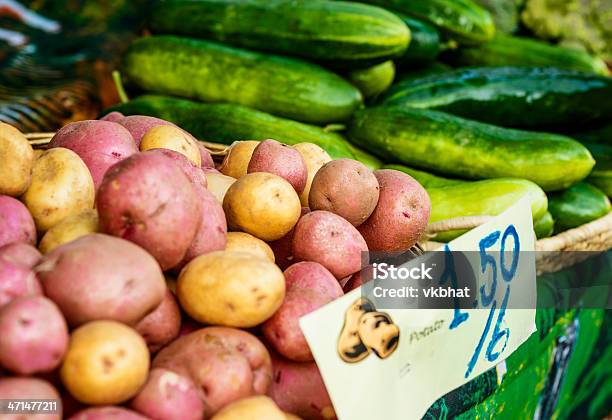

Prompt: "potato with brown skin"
[206,172,236,203]
[225,232,275,263]
[263,262,343,362]
[117,115,177,147]
[0,122,34,197]
[61,320,149,405]
[38,209,98,254]
[36,233,165,327]
[0,296,68,374]
[141,125,202,166]
[131,368,205,420]
[0,195,36,247]
[292,211,368,279]
[97,151,202,270]
[211,396,286,420]
[68,407,150,420]
[22,148,95,233]
[178,251,285,327]
[358,169,431,252]
[248,140,307,194]
[268,207,310,270]
[153,327,272,415]
[49,120,138,190]
[219,140,259,178]
[309,159,379,227]
[224,172,301,241]
[293,143,332,207]
[135,288,181,353]
[0,377,61,420]
[269,352,336,420]
[0,258,42,307]
[0,242,41,268]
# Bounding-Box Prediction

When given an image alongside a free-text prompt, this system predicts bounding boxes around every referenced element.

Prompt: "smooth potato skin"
[117,115,177,146]
[22,148,95,233]
[178,251,285,327]
[0,195,36,247]
[36,234,165,327]
[61,321,150,405]
[268,207,310,270]
[140,125,201,166]
[0,242,41,268]
[247,140,307,194]
[100,111,125,122]
[135,288,181,353]
[293,143,332,207]
[0,258,42,307]
[224,172,301,241]
[97,151,201,270]
[131,368,205,420]
[0,122,34,197]
[0,377,61,420]
[153,327,272,416]
[68,406,150,420]
[205,172,236,203]
[0,296,68,375]
[211,396,286,420]
[38,209,99,254]
[292,211,368,279]
[219,141,259,179]
[49,120,137,189]
[197,142,215,168]
[309,159,379,226]
[225,232,275,263]
[358,170,431,252]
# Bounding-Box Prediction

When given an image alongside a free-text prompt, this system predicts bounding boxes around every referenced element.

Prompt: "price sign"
[300,197,537,420]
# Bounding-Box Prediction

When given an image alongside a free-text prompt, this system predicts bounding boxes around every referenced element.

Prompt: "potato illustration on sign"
[337,297,399,363]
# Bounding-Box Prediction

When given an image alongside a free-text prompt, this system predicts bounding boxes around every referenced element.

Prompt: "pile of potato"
[0,113,431,420]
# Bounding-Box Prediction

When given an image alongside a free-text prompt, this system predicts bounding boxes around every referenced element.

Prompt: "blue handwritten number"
[441,245,469,330]
[465,299,496,378]
[500,225,520,282]
[486,284,510,361]
[478,231,501,307]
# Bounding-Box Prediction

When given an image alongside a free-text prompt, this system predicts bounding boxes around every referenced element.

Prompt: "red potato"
[358,169,431,252]
[36,233,165,327]
[263,262,343,362]
[148,149,207,189]
[153,327,272,416]
[0,242,41,268]
[68,407,149,420]
[0,258,41,307]
[131,368,205,420]
[248,140,307,194]
[196,142,215,169]
[292,211,368,279]
[100,111,125,122]
[49,120,138,190]
[0,195,36,247]
[97,151,202,270]
[308,159,379,226]
[268,207,310,270]
[0,378,62,419]
[117,115,177,147]
[0,296,68,375]
[135,288,181,353]
[269,353,336,420]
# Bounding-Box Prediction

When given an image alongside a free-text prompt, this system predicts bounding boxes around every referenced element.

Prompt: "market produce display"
[1,0,611,418]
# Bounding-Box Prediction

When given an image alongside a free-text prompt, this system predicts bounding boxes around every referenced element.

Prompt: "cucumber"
[571,122,612,146]
[346,143,383,170]
[548,182,611,233]
[122,36,362,125]
[533,211,554,239]
[148,0,410,67]
[444,35,610,76]
[381,67,612,130]
[104,95,357,160]
[358,0,494,45]
[347,105,595,191]
[396,62,452,82]
[382,163,464,188]
[428,178,548,242]
[347,61,395,99]
[585,143,612,197]
[396,15,440,63]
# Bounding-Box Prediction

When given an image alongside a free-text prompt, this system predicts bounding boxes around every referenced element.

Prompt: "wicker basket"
[27,133,612,275]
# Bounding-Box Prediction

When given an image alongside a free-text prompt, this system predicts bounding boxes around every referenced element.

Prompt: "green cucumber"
[381,67,612,130]
[548,182,611,233]
[148,0,410,67]
[396,15,440,63]
[104,95,357,160]
[346,143,383,170]
[122,36,362,125]
[571,122,612,146]
[428,178,548,242]
[585,144,612,197]
[444,35,610,76]
[347,105,595,191]
[347,61,395,99]
[358,0,494,45]
[396,62,452,82]
[534,211,554,239]
[382,163,464,188]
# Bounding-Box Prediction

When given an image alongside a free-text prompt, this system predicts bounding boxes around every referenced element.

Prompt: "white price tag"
[300,197,537,420]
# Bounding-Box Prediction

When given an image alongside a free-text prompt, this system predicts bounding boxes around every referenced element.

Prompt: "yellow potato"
[33,149,45,160]
[60,320,149,405]
[223,172,301,241]
[285,413,303,420]
[219,140,259,178]
[293,143,332,207]
[205,172,236,203]
[0,122,34,196]
[178,251,285,328]
[140,125,201,166]
[22,148,95,232]
[39,209,99,254]
[225,232,275,263]
[211,396,286,420]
